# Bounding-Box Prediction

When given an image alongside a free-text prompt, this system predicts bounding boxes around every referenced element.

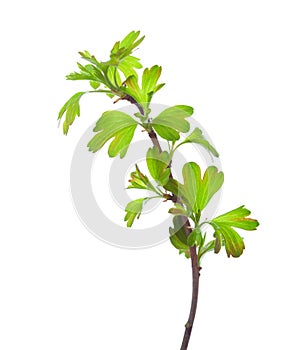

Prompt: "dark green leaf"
[146,146,170,186]
[87,110,138,158]
[169,216,190,257]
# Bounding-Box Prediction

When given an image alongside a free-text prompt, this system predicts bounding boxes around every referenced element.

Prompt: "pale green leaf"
[212,205,259,231]
[58,92,86,135]
[197,166,224,210]
[181,127,219,157]
[88,110,138,158]
[124,198,145,227]
[146,146,170,186]
[152,105,193,141]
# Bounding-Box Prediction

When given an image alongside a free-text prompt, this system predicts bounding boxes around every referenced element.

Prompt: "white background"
[1,0,292,349]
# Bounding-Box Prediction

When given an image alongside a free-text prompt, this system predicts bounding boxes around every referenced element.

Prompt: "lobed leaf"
[212,205,259,231]
[152,105,193,141]
[210,206,259,258]
[181,127,219,157]
[87,110,138,158]
[58,92,86,135]
[176,162,224,215]
[124,198,146,227]
[213,225,245,258]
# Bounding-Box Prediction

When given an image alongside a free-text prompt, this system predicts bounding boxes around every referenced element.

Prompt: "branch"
[122,95,200,349]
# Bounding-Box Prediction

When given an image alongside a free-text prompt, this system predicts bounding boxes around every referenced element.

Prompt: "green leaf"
[213,225,245,258]
[146,146,170,186]
[164,178,181,197]
[123,75,144,105]
[90,81,101,89]
[181,162,201,213]
[152,105,193,141]
[67,62,105,83]
[166,162,224,216]
[120,30,141,50]
[127,164,158,194]
[141,65,163,102]
[87,110,138,158]
[198,240,216,263]
[187,228,202,247]
[180,127,219,157]
[124,198,146,227]
[79,50,105,71]
[118,55,142,79]
[197,166,224,210]
[169,216,190,258]
[58,92,86,135]
[212,205,259,230]
[210,206,259,258]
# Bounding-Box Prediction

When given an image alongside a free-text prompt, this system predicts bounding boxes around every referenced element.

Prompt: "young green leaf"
[213,226,245,258]
[146,146,171,186]
[197,166,224,210]
[178,127,219,157]
[152,105,193,141]
[187,228,202,247]
[210,206,259,257]
[118,55,142,79]
[198,240,216,264]
[212,205,259,230]
[87,110,138,158]
[176,162,224,215]
[58,92,86,135]
[127,164,159,194]
[141,65,163,101]
[124,198,146,227]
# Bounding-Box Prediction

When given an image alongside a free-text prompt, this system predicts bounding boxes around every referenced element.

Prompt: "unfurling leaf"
[88,110,138,158]
[152,105,193,141]
[146,146,170,186]
[127,164,158,194]
[58,92,86,135]
[180,127,219,157]
[124,198,146,227]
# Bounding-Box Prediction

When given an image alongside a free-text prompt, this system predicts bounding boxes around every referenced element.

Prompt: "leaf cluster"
[59,30,259,265]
